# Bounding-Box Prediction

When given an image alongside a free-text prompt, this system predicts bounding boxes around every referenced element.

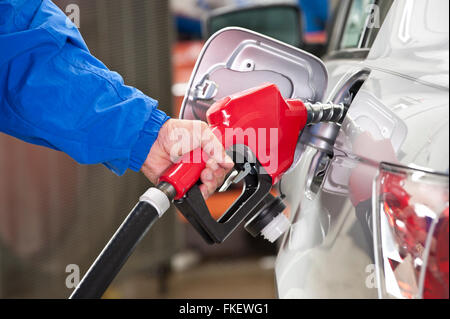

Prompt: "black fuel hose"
[69,201,160,299]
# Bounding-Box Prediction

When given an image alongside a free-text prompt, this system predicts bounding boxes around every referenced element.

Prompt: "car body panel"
[366,0,449,90]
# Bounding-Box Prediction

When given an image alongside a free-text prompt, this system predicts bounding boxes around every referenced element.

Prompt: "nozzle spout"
[305,102,347,125]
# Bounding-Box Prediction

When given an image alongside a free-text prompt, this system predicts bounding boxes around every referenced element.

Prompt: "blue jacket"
[0,0,170,175]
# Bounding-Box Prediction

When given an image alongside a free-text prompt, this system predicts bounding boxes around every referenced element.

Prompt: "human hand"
[141,119,234,199]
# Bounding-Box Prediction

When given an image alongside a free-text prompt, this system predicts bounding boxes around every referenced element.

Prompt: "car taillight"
[373,162,449,299]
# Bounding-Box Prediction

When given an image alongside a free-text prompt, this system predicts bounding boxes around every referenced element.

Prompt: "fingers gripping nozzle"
[305,102,347,125]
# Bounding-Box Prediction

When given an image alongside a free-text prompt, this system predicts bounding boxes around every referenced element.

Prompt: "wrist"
[129,109,170,172]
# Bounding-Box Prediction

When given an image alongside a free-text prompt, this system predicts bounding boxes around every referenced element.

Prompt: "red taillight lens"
[423,207,448,298]
[374,163,449,299]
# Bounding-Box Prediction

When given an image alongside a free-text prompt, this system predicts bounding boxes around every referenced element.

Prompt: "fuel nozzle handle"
[304,102,347,125]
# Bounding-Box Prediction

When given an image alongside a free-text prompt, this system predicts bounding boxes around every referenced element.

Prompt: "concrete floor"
[106,257,277,299]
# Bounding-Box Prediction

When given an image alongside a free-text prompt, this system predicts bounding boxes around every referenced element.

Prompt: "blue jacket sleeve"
[0,0,170,175]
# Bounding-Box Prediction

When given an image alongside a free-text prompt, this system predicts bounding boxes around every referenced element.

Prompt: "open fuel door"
[180,27,328,123]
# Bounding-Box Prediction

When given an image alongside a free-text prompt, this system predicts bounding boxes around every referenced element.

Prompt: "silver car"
[181,0,448,299]
[275,0,449,299]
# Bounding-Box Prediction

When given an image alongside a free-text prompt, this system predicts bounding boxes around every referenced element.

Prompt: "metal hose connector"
[304,102,347,125]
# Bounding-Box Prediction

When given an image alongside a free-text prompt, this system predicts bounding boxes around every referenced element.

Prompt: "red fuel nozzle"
[160,84,307,199]
[160,84,346,200]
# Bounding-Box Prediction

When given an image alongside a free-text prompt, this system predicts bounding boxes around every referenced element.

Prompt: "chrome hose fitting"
[305,102,347,125]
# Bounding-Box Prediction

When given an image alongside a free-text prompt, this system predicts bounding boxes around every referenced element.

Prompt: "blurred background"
[0,0,338,298]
